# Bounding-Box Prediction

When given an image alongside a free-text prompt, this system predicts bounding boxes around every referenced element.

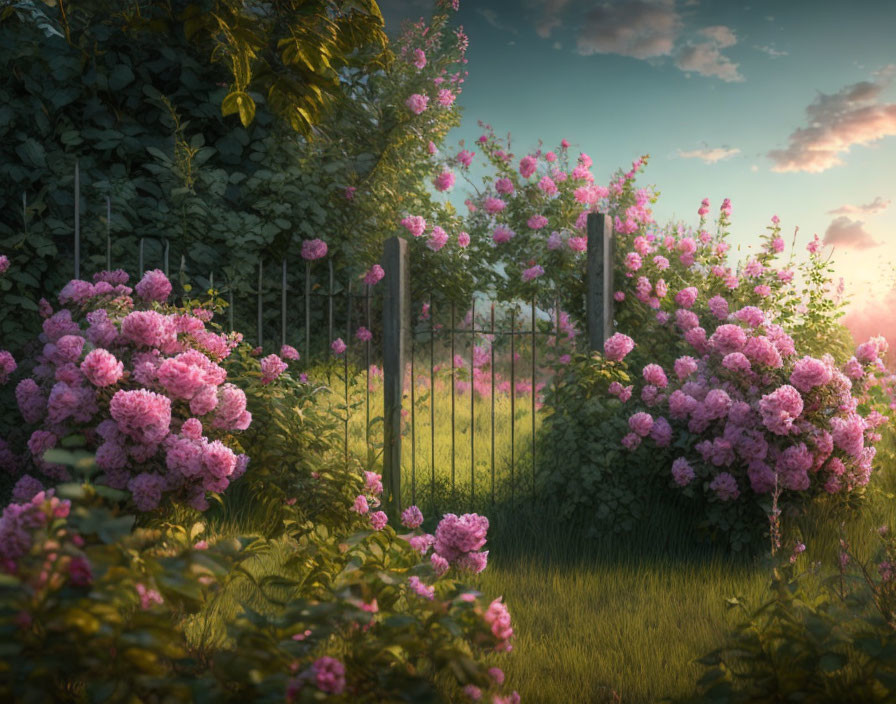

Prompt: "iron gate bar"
[344,279,351,464]
[450,301,456,502]
[229,286,234,332]
[510,307,515,510]
[257,261,263,348]
[429,295,435,515]
[411,320,416,507]
[163,239,170,278]
[138,238,144,278]
[74,160,80,280]
[490,302,495,506]
[470,298,476,510]
[365,284,372,459]
[281,259,287,349]
[105,196,111,271]
[304,261,311,361]
[531,297,536,500]
[327,259,334,353]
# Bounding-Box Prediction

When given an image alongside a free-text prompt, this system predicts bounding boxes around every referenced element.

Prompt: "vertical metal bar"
[328,258,334,349]
[163,239,170,278]
[450,301,456,502]
[365,284,371,457]
[281,258,287,349]
[105,196,111,270]
[531,297,537,498]
[510,308,516,509]
[490,302,495,506]
[411,327,416,507]
[74,160,80,280]
[430,295,435,514]
[305,261,312,361]
[229,287,234,332]
[22,192,27,232]
[209,271,214,291]
[345,279,351,464]
[257,260,263,349]
[138,238,144,277]
[470,297,475,511]
[587,212,615,349]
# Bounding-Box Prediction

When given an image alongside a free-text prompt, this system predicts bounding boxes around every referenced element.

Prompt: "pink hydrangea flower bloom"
[434,170,455,191]
[408,575,435,600]
[494,177,514,195]
[260,354,288,385]
[492,225,515,244]
[522,265,544,282]
[401,215,427,238]
[401,505,424,529]
[0,350,16,385]
[519,156,537,178]
[710,472,739,500]
[370,510,388,530]
[356,326,373,342]
[280,345,300,361]
[675,287,698,309]
[604,333,635,362]
[331,338,347,355]
[134,269,172,303]
[405,93,429,115]
[364,264,385,286]
[301,239,328,260]
[457,231,471,248]
[81,348,124,387]
[313,657,346,695]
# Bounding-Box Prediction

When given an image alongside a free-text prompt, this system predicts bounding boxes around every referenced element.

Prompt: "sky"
[377,0,896,338]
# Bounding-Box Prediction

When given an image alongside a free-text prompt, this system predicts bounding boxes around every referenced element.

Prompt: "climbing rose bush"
[620,300,887,546]
[8,269,250,512]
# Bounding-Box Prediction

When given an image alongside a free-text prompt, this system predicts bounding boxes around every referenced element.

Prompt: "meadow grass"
[183,362,896,703]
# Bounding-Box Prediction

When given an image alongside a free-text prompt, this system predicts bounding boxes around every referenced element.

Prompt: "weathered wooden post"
[382,236,409,519]
[586,212,614,350]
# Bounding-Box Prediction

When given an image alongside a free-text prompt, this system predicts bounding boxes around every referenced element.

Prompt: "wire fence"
[22,160,616,520]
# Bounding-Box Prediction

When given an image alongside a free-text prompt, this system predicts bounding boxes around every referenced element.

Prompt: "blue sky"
[378,0,896,311]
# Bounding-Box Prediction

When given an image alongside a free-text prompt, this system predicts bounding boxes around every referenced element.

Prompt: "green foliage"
[536,352,679,535]
[0,0,466,354]
[1,475,517,702]
[675,555,896,704]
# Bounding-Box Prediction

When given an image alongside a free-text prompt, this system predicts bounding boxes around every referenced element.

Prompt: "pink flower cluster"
[621,312,887,503]
[7,269,250,512]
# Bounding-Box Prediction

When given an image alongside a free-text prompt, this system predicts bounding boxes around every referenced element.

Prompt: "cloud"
[676,42,744,81]
[677,146,741,163]
[828,196,892,215]
[576,0,683,59]
[698,25,736,47]
[767,65,896,173]
[675,25,742,82]
[753,44,788,58]
[535,0,571,39]
[823,216,880,249]
[476,8,519,35]
[750,164,759,172]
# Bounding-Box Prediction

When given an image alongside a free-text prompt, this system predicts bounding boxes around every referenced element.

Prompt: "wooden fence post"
[382,236,409,520]
[586,212,614,350]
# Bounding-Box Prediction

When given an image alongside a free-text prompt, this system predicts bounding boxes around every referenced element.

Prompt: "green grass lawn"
[188,362,896,703]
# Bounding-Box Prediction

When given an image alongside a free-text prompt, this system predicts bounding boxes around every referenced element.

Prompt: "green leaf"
[108,64,135,90]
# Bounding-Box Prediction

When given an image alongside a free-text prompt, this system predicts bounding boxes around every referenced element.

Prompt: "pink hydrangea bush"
[620,316,889,547]
[6,269,251,512]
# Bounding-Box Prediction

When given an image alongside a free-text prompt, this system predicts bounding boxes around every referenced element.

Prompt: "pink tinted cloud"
[676,41,743,82]
[535,0,570,38]
[823,216,879,249]
[828,196,891,215]
[768,66,896,173]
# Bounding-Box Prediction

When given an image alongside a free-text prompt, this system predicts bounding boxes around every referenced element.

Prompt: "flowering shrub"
[5,269,250,512]
[619,315,887,548]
